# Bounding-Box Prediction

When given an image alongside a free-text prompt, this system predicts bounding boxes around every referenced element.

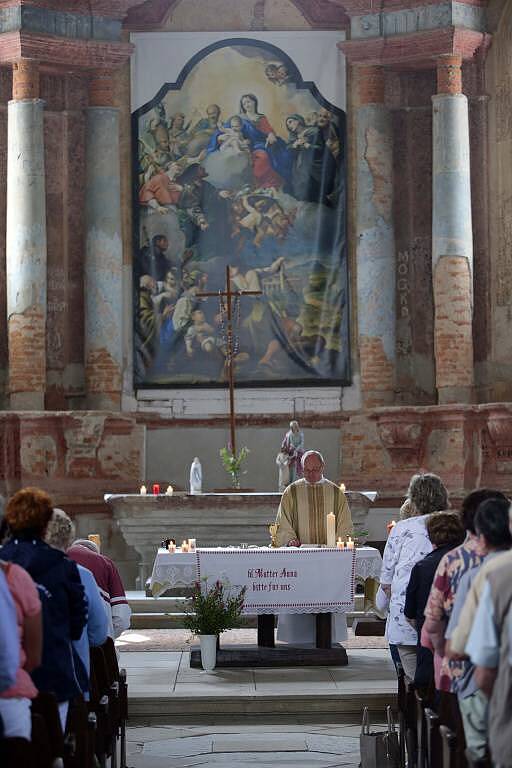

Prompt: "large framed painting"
[132,37,349,388]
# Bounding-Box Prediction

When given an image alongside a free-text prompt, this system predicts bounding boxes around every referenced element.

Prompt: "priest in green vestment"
[273,450,353,644]
[275,450,352,547]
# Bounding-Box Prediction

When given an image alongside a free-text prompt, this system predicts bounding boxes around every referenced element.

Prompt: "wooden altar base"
[190,644,348,668]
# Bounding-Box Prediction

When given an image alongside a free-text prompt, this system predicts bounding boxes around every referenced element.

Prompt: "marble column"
[432,55,474,404]
[355,65,396,407]
[6,59,47,410]
[85,73,123,409]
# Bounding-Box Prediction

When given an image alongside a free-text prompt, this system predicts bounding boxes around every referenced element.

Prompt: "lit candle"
[340,483,346,493]
[387,519,397,536]
[152,483,160,495]
[88,534,101,552]
[326,512,336,547]
[168,542,176,553]
[336,537,343,549]
[166,485,174,496]
[181,540,189,552]
[347,536,354,550]
[140,484,147,495]
[188,538,196,552]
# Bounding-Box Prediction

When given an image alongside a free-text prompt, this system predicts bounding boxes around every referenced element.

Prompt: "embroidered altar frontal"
[132,34,349,388]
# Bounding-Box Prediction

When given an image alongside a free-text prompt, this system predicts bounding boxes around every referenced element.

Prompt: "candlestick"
[340,483,346,493]
[326,512,336,547]
[140,484,147,495]
[188,538,196,552]
[166,485,174,495]
[152,483,160,495]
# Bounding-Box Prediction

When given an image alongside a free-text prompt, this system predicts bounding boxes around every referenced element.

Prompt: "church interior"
[1,0,512,766]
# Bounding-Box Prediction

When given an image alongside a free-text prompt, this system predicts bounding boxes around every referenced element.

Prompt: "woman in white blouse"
[380,473,449,680]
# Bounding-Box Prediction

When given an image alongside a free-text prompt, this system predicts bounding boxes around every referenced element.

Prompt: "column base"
[437,386,474,405]
[9,391,44,410]
[86,393,121,410]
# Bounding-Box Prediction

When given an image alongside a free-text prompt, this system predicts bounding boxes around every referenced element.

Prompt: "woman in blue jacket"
[0,487,87,729]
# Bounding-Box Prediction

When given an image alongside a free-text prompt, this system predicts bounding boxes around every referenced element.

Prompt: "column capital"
[436,53,463,95]
[12,58,39,100]
[88,71,116,108]
[356,65,385,106]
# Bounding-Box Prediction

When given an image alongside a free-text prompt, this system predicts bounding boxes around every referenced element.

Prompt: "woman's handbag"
[360,705,401,768]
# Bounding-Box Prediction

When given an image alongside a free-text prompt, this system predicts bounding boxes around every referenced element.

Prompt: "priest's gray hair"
[302,450,324,467]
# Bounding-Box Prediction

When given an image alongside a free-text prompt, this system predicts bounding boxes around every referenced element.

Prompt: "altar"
[148,545,383,667]
[105,490,377,588]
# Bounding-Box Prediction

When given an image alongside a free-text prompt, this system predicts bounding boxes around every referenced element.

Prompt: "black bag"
[360,706,401,768]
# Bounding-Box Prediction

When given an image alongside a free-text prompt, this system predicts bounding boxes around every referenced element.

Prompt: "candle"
[140,484,147,495]
[88,534,101,552]
[326,512,336,547]
[336,537,343,549]
[340,483,346,493]
[152,483,160,495]
[188,538,196,552]
[168,542,176,553]
[181,540,189,552]
[347,536,354,550]
[387,519,397,536]
[166,485,174,496]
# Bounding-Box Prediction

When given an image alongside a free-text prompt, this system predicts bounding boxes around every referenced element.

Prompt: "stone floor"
[126,722,372,767]
[122,645,396,765]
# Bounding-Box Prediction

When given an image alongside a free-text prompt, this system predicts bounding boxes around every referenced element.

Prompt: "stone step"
[128,690,397,724]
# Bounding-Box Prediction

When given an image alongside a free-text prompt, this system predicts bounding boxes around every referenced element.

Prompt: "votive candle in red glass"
[152,483,160,495]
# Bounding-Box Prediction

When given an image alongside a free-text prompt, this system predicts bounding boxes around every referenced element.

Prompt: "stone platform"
[123,648,396,725]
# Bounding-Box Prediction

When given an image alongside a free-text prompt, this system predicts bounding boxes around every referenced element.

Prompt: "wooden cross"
[196,265,261,456]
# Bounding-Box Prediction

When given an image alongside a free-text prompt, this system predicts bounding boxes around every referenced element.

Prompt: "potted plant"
[219,446,250,490]
[184,579,247,671]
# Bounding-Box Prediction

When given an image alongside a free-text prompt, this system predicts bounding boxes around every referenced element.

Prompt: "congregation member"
[274,450,352,643]
[45,509,109,699]
[0,488,87,730]
[380,472,448,682]
[422,489,506,767]
[0,558,42,741]
[0,568,19,696]
[67,537,131,639]
[404,510,465,695]
[465,549,512,768]
[443,496,512,767]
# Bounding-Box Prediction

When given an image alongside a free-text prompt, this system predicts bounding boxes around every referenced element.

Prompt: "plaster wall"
[144,424,342,491]
[487,0,512,400]
[163,0,312,31]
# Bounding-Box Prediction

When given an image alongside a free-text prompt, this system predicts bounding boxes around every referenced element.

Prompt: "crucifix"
[196,265,262,456]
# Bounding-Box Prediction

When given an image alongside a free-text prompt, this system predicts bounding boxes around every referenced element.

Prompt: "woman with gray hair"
[380,473,449,681]
[45,509,108,699]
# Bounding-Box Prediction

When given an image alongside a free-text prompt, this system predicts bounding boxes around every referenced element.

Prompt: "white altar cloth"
[149,546,383,608]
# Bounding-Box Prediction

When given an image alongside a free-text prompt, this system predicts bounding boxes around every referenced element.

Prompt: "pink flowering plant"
[184,578,247,636]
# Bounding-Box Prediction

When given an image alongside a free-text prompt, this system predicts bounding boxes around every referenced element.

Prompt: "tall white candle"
[140,485,147,495]
[326,512,336,547]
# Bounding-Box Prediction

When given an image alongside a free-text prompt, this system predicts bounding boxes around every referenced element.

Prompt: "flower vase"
[199,634,217,672]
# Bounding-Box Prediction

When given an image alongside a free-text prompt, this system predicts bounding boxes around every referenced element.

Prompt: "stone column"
[355,65,396,407]
[6,59,47,409]
[432,55,474,404]
[85,73,123,409]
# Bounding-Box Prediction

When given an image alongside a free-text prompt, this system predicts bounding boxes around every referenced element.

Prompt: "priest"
[275,450,352,547]
[274,450,353,644]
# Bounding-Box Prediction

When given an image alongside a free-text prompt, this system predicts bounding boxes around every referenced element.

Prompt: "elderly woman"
[45,509,108,700]
[0,488,87,730]
[380,473,449,681]
[404,511,465,693]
